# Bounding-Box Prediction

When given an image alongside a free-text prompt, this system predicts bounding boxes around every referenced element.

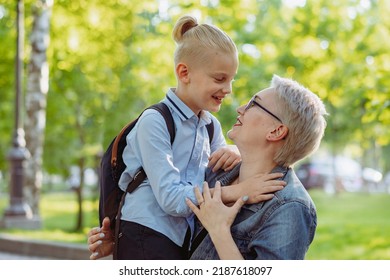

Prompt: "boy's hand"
[208,145,241,172]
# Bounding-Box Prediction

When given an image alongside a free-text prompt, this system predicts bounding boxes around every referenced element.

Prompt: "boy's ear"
[267,124,288,141]
[176,63,190,83]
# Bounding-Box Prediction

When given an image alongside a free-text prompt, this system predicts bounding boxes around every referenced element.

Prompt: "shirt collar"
[165,88,212,125]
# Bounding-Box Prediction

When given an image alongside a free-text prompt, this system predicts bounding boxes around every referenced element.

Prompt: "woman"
[187,74,328,259]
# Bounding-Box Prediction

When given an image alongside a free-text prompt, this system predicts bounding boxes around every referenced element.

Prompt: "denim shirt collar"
[245,166,289,212]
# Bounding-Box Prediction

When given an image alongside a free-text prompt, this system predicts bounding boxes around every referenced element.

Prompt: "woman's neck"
[237,151,277,184]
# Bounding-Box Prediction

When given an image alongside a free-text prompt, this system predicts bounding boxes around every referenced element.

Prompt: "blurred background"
[0,0,389,260]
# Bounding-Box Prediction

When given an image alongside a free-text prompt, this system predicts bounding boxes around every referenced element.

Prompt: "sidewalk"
[0,251,52,260]
[0,233,91,260]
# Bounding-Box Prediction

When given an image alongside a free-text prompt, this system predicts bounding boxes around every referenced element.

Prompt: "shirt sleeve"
[133,109,199,217]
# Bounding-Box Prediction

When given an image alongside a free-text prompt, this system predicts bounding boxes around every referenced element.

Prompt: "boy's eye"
[215,77,225,82]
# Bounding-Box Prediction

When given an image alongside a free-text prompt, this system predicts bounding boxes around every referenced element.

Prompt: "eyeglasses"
[244,96,283,123]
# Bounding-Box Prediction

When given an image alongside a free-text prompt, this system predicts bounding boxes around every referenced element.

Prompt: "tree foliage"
[1,0,390,182]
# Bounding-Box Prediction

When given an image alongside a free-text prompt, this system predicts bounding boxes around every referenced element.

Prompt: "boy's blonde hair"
[272,75,328,167]
[172,15,238,67]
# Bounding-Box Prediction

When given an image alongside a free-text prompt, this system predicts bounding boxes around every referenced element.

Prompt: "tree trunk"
[25,0,53,215]
[75,157,85,231]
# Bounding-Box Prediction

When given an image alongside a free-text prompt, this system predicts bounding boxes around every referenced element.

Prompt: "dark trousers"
[116,220,190,260]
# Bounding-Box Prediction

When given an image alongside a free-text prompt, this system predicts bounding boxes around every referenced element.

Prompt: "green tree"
[1,0,390,231]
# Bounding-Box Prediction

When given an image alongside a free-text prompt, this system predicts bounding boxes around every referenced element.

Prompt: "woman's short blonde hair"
[172,15,238,67]
[272,75,328,167]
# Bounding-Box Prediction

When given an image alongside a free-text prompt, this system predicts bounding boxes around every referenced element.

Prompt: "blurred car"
[362,167,382,184]
[362,167,383,192]
[296,156,364,192]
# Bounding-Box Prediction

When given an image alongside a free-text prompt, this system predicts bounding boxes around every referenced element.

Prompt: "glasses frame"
[244,96,283,123]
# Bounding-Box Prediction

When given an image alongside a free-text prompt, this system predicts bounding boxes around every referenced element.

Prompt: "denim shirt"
[118,88,226,247]
[190,163,317,260]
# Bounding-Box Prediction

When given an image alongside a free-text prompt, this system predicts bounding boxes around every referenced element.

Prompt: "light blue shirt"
[118,88,226,246]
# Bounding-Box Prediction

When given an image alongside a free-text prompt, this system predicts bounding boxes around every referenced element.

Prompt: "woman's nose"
[237,104,245,115]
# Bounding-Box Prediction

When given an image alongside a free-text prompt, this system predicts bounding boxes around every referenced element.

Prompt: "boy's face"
[184,50,238,114]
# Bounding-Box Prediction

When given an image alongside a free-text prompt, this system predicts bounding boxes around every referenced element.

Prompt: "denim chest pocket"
[230,207,261,259]
[230,228,256,259]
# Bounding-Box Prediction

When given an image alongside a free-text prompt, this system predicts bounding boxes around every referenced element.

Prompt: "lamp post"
[1,0,39,229]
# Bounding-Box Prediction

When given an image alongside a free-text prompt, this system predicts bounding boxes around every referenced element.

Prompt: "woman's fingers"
[186,197,199,215]
[213,181,222,200]
[194,186,204,205]
[87,227,101,238]
[88,238,103,253]
[258,172,285,181]
[232,195,248,213]
[202,181,211,199]
[88,231,103,246]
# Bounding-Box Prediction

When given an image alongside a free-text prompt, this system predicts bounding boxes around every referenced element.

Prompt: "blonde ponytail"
[172,15,237,66]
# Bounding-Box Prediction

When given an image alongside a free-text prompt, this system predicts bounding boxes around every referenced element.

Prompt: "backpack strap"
[188,119,213,258]
[124,102,175,194]
[151,102,176,144]
[206,121,214,145]
[189,226,208,257]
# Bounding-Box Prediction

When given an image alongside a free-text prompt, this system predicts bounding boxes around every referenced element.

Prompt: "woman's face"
[227,88,282,147]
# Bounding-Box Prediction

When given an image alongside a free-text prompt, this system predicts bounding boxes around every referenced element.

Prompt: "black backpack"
[98,102,214,258]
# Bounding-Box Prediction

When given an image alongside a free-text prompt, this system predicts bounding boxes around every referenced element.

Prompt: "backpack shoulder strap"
[206,120,214,145]
[149,102,175,144]
[125,102,175,193]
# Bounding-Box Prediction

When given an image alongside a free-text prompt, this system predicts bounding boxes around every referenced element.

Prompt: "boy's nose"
[222,83,232,94]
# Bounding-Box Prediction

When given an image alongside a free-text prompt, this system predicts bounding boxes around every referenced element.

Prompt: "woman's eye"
[215,77,225,82]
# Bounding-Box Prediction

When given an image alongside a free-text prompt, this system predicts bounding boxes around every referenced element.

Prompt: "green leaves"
[1,0,390,176]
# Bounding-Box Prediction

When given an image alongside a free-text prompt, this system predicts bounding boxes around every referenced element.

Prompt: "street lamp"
[1,0,39,229]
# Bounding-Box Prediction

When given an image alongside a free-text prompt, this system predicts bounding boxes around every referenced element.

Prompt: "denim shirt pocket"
[231,229,252,258]
[230,206,261,259]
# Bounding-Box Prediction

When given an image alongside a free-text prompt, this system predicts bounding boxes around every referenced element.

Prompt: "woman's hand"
[87,217,114,260]
[186,181,247,236]
[208,145,241,172]
[186,181,247,260]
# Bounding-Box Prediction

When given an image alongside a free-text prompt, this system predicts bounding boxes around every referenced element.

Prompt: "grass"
[0,189,389,259]
[0,192,99,244]
[305,190,390,260]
